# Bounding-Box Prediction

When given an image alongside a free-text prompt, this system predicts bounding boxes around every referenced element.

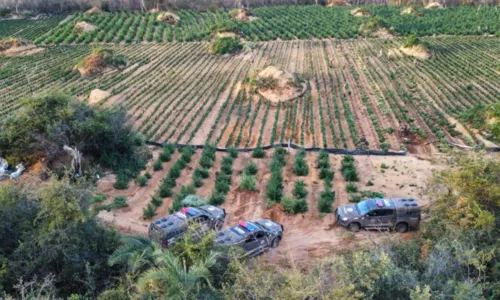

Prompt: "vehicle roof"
[361,198,419,211]
[216,221,266,244]
[363,198,395,210]
[151,207,203,232]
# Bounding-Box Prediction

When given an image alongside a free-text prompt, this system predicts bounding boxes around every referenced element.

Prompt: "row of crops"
[10,5,496,44]
[1,36,498,151]
[0,16,65,40]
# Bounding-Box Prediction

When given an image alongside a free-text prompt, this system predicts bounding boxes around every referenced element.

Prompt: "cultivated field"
[1,36,498,152]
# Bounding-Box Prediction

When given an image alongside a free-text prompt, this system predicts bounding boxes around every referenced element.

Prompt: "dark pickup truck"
[336,198,421,233]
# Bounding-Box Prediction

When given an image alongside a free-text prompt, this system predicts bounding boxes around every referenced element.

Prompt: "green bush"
[318,186,335,213]
[252,147,265,158]
[135,175,148,187]
[91,194,107,204]
[403,34,420,48]
[317,150,330,169]
[210,36,243,55]
[240,174,257,191]
[292,180,308,199]
[221,163,233,176]
[319,168,335,182]
[151,196,163,207]
[266,171,283,202]
[209,192,226,205]
[214,179,230,194]
[112,196,128,209]
[114,175,129,190]
[193,172,204,187]
[144,172,152,179]
[142,203,156,219]
[228,147,238,158]
[199,155,214,169]
[159,148,172,162]
[194,167,210,179]
[182,195,207,207]
[244,161,258,176]
[282,195,308,215]
[346,182,359,193]
[343,168,359,182]
[293,150,309,176]
[153,160,163,171]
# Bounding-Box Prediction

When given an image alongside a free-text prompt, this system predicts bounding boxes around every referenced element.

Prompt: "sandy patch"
[2,45,45,57]
[350,8,372,17]
[327,0,351,6]
[75,21,97,33]
[425,2,443,9]
[400,45,431,60]
[88,89,110,105]
[157,12,180,25]
[255,66,307,104]
[401,7,422,16]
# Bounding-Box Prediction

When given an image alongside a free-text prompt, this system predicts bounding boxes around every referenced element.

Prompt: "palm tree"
[109,235,160,276]
[137,250,219,299]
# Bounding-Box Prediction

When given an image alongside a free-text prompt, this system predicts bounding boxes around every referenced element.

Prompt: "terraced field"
[1,36,498,152]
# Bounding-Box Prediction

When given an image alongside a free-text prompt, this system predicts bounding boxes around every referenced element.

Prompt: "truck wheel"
[271,237,281,248]
[347,223,361,232]
[395,223,408,233]
[214,220,223,231]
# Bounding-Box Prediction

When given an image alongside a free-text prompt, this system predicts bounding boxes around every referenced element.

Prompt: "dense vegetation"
[15,5,498,44]
[460,103,500,143]
[0,91,150,181]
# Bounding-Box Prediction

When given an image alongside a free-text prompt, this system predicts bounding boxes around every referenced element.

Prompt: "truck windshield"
[357,201,370,215]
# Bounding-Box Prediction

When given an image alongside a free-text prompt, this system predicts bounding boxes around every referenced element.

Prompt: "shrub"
[194,167,210,179]
[292,180,308,199]
[381,163,389,169]
[318,186,335,213]
[135,175,148,187]
[180,147,195,163]
[144,172,152,179]
[114,175,129,190]
[214,179,230,194]
[319,168,335,182]
[209,192,226,205]
[403,34,420,48]
[221,163,233,176]
[182,195,207,207]
[244,161,258,176]
[343,168,359,182]
[199,154,214,169]
[367,180,374,186]
[282,195,308,215]
[112,196,128,209]
[168,164,182,179]
[91,194,107,204]
[293,150,309,176]
[266,171,283,202]
[252,147,265,158]
[240,174,257,191]
[151,196,163,207]
[380,143,390,152]
[153,160,163,171]
[193,172,204,188]
[210,36,242,55]
[228,147,238,158]
[349,193,363,203]
[159,148,172,162]
[317,150,330,169]
[346,182,359,193]
[142,203,156,219]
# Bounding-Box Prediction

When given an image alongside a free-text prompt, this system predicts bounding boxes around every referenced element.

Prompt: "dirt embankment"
[253,66,307,104]
[96,149,444,266]
[0,38,44,57]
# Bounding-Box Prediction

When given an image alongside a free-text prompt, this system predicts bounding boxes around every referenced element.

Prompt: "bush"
[318,186,335,213]
[317,150,330,169]
[293,150,309,176]
[341,155,359,182]
[199,154,214,169]
[194,167,210,179]
[159,148,172,162]
[210,36,243,55]
[282,195,308,215]
[114,175,129,190]
[214,179,230,194]
[169,164,182,179]
[266,171,283,202]
[193,172,204,188]
[182,195,207,207]
[403,34,420,48]
[91,194,107,204]
[240,174,257,191]
[221,163,233,176]
[346,182,359,193]
[142,203,156,219]
[151,196,163,207]
[252,147,265,158]
[244,161,258,176]
[144,172,152,179]
[112,196,128,209]
[319,168,335,182]
[228,147,238,158]
[135,175,148,187]
[292,180,308,199]
[343,168,359,182]
[180,147,195,163]
[209,192,226,205]
[153,160,163,171]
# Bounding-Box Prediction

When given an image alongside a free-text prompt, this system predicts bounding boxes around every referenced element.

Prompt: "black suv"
[215,219,284,258]
[149,205,226,248]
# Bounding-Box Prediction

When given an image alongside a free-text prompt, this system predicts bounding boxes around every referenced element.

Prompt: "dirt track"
[97,149,443,266]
